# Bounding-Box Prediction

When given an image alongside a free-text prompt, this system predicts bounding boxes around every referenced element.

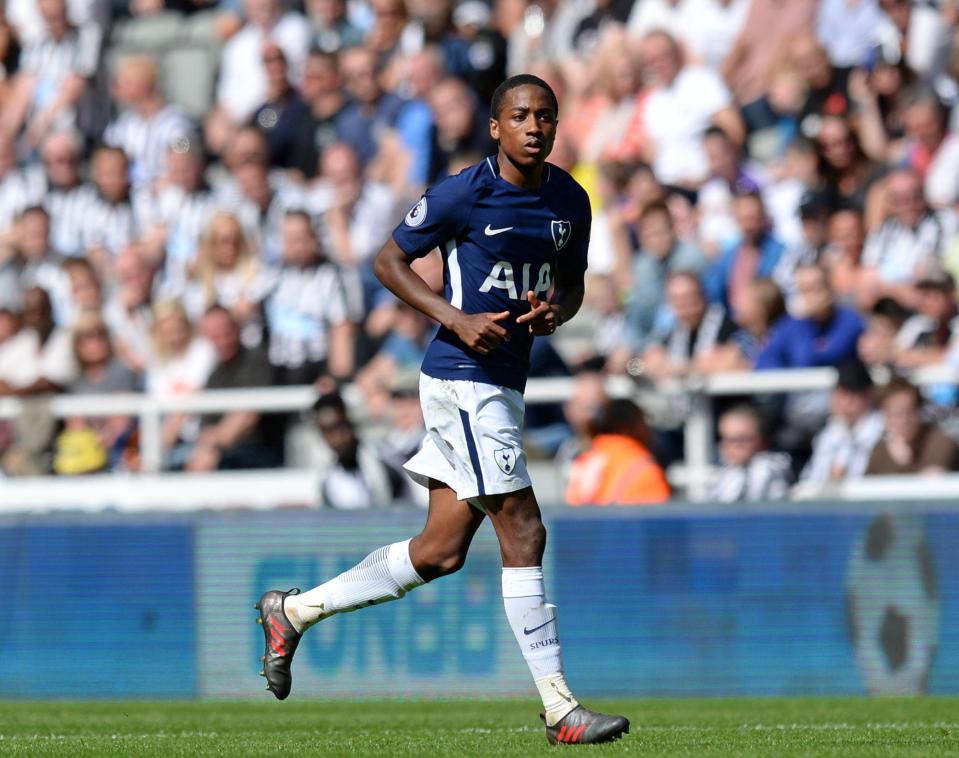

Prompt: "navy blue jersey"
[392,156,591,391]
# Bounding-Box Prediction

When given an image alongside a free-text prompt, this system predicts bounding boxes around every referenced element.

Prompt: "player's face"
[490,85,557,168]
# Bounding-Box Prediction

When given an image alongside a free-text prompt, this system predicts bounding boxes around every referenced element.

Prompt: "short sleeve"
[564,187,592,275]
[391,174,473,259]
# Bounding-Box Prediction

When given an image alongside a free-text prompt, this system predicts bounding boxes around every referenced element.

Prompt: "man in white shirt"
[802,359,885,485]
[639,30,744,186]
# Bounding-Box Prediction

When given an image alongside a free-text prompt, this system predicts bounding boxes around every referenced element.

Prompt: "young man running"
[255,74,630,746]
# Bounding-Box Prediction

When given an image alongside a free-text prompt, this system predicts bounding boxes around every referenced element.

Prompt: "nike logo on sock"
[484,224,513,236]
[523,616,555,635]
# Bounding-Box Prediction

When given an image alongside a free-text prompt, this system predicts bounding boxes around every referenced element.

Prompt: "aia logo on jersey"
[551,220,571,251]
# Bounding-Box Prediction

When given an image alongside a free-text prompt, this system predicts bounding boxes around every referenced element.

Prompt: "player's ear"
[489,117,499,141]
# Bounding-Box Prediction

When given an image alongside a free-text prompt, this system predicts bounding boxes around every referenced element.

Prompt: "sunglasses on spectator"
[78,328,108,340]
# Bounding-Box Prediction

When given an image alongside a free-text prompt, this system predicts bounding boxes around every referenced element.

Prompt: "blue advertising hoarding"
[0,503,956,698]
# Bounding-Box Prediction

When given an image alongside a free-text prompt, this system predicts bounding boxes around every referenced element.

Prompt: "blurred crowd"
[3,0,959,503]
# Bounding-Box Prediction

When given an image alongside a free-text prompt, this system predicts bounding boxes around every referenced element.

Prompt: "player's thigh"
[481,486,547,567]
[409,480,487,578]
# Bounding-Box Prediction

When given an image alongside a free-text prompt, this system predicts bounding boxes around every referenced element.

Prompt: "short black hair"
[490,74,558,119]
[313,390,348,417]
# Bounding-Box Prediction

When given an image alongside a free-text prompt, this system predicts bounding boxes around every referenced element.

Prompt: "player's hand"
[516,291,560,336]
[451,310,511,355]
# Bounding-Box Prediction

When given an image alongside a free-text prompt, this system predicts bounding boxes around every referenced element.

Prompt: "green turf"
[1,697,958,757]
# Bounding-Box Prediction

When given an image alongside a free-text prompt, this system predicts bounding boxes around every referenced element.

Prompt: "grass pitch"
[1,697,958,757]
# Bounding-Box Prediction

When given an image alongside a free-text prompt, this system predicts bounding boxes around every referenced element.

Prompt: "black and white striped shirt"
[21,23,100,83]
[104,106,195,188]
[78,189,141,255]
[708,451,793,502]
[862,211,955,283]
[265,262,350,369]
[215,172,307,264]
[43,181,97,257]
[0,165,46,233]
[136,184,218,292]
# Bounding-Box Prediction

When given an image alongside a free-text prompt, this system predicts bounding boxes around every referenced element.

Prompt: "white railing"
[0,365,954,505]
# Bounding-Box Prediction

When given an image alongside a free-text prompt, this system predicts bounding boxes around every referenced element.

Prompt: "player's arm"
[373,239,510,356]
[516,266,585,336]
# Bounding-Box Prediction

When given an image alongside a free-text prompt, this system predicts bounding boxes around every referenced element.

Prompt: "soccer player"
[255,74,630,746]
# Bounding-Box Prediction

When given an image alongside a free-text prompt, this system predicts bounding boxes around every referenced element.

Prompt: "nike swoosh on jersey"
[484,224,514,236]
[523,616,556,635]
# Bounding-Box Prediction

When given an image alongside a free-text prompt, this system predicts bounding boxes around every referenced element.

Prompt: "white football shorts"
[404,373,532,504]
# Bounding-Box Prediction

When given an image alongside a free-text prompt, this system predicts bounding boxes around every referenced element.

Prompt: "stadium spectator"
[784,34,849,123]
[181,213,272,349]
[213,0,311,133]
[447,1,508,103]
[0,0,101,146]
[857,296,911,369]
[81,146,141,266]
[141,137,218,284]
[337,46,409,169]
[103,55,194,188]
[36,129,88,257]
[308,141,398,271]
[3,206,70,324]
[697,126,760,253]
[824,207,867,303]
[577,275,627,372]
[313,389,404,509]
[306,0,363,53]
[757,265,864,370]
[58,312,140,474]
[356,301,431,418]
[709,404,792,502]
[639,29,744,187]
[186,306,283,472]
[428,76,495,182]
[63,257,102,320]
[103,245,157,373]
[252,43,310,170]
[816,0,888,70]
[0,286,77,395]
[566,397,670,506]
[900,89,959,207]
[376,369,428,506]
[722,0,818,104]
[565,29,644,166]
[866,378,959,475]
[859,168,952,308]
[290,50,347,180]
[893,265,959,368]
[266,210,355,384]
[364,0,415,58]
[622,202,708,354]
[641,271,742,382]
[706,191,786,311]
[218,126,306,264]
[875,0,952,82]
[724,278,787,370]
[556,370,610,480]
[815,116,885,215]
[801,360,884,485]
[146,300,216,468]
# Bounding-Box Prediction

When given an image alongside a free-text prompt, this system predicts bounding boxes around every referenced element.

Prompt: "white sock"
[502,567,579,726]
[284,539,425,632]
